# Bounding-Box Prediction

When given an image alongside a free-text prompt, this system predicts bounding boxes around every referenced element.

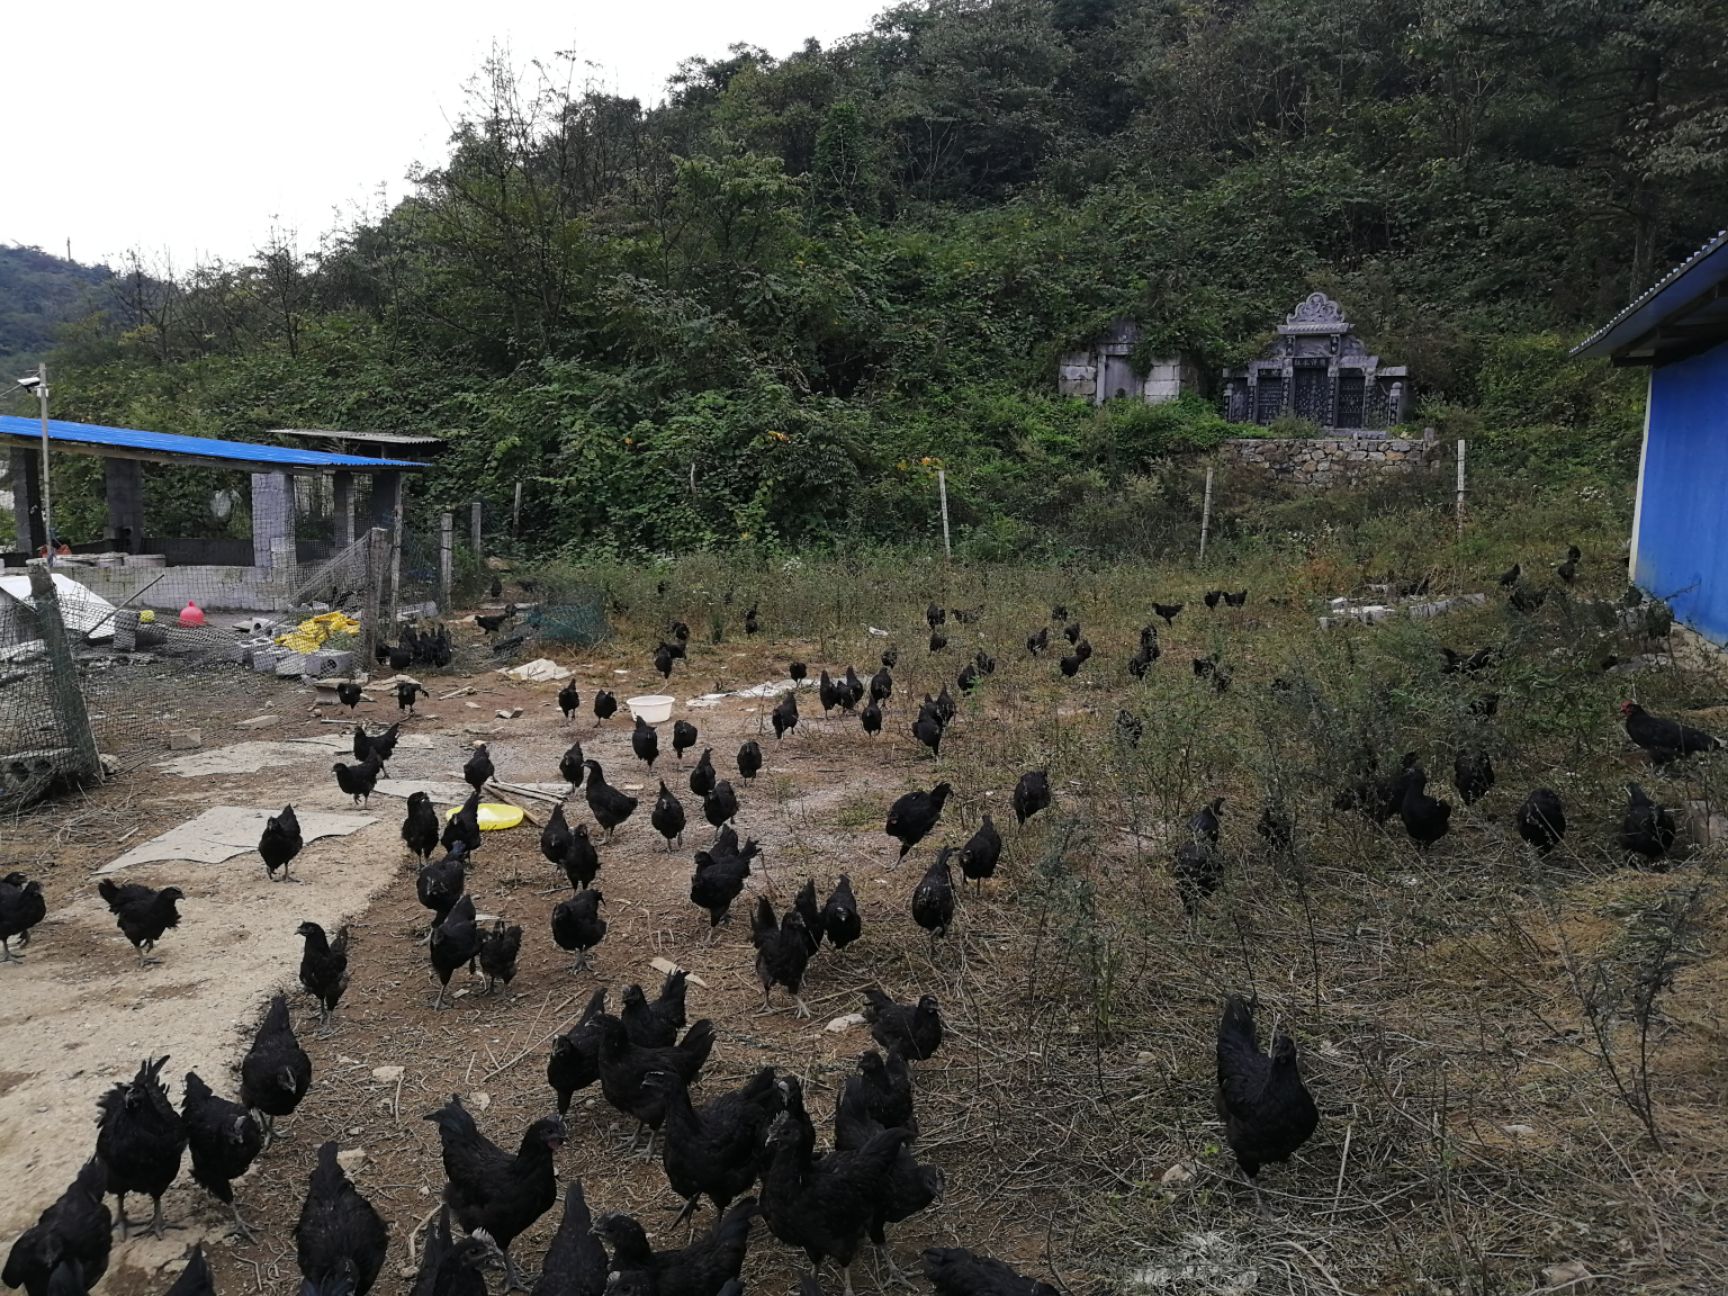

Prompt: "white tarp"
[99,805,376,873]
[0,572,119,642]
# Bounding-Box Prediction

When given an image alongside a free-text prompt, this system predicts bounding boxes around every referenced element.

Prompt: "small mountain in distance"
[0,243,113,366]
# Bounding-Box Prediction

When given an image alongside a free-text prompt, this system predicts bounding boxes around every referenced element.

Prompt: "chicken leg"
[1,937,21,963]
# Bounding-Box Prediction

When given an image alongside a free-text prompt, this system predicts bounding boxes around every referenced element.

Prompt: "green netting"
[525,593,610,646]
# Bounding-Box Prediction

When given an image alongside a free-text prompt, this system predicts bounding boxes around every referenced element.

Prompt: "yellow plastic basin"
[444,802,525,831]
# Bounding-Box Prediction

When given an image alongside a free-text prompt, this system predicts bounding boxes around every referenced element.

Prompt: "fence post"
[470,499,483,560]
[439,511,454,611]
[512,482,522,537]
[363,527,389,665]
[936,469,952,560]
[1455,439,1467,536]
[1199,463,1215,561]
[28,566,101,783]
[389,482,406,628]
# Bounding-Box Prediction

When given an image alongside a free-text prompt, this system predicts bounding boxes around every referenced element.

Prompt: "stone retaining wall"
[1219,436,1445,486]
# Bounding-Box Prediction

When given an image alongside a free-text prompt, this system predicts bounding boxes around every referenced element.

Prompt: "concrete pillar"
[332,471,355,547]
[250,470,295,570]
[104,459,145,553]
[9,449,44,553]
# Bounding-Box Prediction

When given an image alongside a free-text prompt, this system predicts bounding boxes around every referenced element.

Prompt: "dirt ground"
[2,625,1044,1296]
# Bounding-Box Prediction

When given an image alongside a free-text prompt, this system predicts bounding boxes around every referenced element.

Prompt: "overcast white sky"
[4,1,888,270]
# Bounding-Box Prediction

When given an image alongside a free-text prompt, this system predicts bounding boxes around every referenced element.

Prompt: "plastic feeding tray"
[444,803,525,831]
[627,694,675,724]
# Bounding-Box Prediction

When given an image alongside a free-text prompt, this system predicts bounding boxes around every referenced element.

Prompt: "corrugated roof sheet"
[1572,228,1728,359]
[0,416,424,471]
[271,428,447,446]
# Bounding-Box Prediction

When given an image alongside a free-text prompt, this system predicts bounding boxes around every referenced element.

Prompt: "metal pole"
[35,364,52,565]
[1455,439,1467,536]
[512,481,522,537]
[439,511,454,611]
[470,498,483,560]
[1199,463,1215,561]
[937,469,951,560]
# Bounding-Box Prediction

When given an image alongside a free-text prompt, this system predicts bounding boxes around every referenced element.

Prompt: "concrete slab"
[99,804,375,873]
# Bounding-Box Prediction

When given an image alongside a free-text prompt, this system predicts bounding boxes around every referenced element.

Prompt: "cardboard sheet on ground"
[99,805,375,873]
[157,732,437,777]
[0,572,119,641]
[374,778,572,802]
[686,678,811,708]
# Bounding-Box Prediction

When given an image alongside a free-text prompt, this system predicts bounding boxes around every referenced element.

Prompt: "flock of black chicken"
[4,543,1720,1296]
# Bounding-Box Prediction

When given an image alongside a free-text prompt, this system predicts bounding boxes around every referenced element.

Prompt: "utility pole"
[31,364,52,565]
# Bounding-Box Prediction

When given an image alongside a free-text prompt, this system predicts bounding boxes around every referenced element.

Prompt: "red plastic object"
[178,600,205,627]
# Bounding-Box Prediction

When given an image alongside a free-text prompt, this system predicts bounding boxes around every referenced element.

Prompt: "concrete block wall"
[1219,436,1444,486]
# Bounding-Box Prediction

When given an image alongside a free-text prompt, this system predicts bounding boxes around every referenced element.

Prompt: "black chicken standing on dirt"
[295,1139,389,1296]
[703,780,739,835]
[863,989,943,1061]
[479,919,523,995]
[595,1198,758,1296]
[296,922,351,1022]
[396,680,429,714]
[332,754,384,807]
[1620,783,1678,864]
[849,1049,916,1135]
[443,791,483,857]
[772,690,800,740]
[559,741,586,789]
[646,1066,782,1224]
[621,968,688,1048]
[557,678,582,722]
[551,887,607,972]
[180,1070,263,1241]
[1012,770,1051,826]
[689,747,717,798]
[651,782,687,851]
[593,689,618,725]
[240,994,312,1146]
[94,1055,186,1240]
[426,1095,567,1291]
[886,782,951,863]
[631,716,660,771]
[1216,995,1319,1207]
[545,987,608,1117]
[583,761,639,841]
[596,1014,718,1155]
[1399,766,1453,849]
[673,718,699,761]
[833,1073,943,1278]
[417,846,468,936]
[430,894,483,1007]
[530,1178,609,1296]
[402,790,441,862]
[753,897,815,1017]
[258,804,303,882]
[922,1248,1060,1296]
[911,848,956,949]
[2,1157,111,1295]
[691,841,756,941]
[97,879,184,967]
[1516,788,1567,855]
[411,1206,503,1296]
[736,739,763,780]
[821,876,862,950]
[464,743,496,793]
[1620,700,1722,764]
[0,871,46,961]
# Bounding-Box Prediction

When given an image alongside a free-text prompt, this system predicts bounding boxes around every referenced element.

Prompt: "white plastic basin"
[627,694,675,724]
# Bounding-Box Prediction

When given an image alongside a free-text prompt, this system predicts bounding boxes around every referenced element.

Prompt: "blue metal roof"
[0,415,424,472]
[1572,228,1728,361]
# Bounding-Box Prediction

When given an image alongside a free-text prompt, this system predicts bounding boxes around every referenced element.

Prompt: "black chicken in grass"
[820,875,862,950]
[762,1111,911,1296]
[1026,626,1049,657]
[1399,767,1453,849]
[1204,589,1223,610]
[593,690,618,726]
[1453,750,1495,806]
[583,761,639,842]
[860,697,883,737]
[886,782,951,862]
[475,605,517,636]
[1115,709,1145,747]
[296,922,350,1022]
[332,755,383,807]
[817,670,841,717]
[412,1206,503,1296]
[735,740,762,782]
[868,668,893,707]
[772,690,800,741]
[863,990,942,1061]
[2,1157,110,1295]
[295,1139,388,1296]
[911,848,956,949]
[1621,783,1678,864]
[539,994,609,1126]
[180,1071,263,1241]
[957,815,1001,893]
[559,741,586,789]
[402,790,440,863]
[956,661,982,694]
[753,897,815,1017]
[651,782,687,851]
[336,680,363,711]
[648,1067,782,1224]
[240,995,311,1146]
[444,791,483,857]
[922,1248,1060,1296]
[703,780,739,834]
[430,894,483,1007]
[1188,796,1225,844]
[928,628,948,653]
[621,973,688,1050]
[479,920,523,995]
[1172,841,1223,917]
[1621,700,1722,764]
[258,804,303,883]
[94,1056,185,1240]
[833,1076,942,1277]
[841,665,866,710]
[794,879,825,955]
[426,1095,567,1291]
[1012,770,1050,827]
[1440,646,1496,675]
[1516,788,1567,855]
[1057,646,1085,677]
[530,1178,608,1296]
[1496,561,1522,587]
[597,1015,718,1153]
[97,879,183,967]
[464,743,496,794]
[744,603,760,635]
[556,678,582,723]
[849,1049,916,1136]
[689,748,716,798]
[552,888,607,972]
[1216,995,1319,1202]
[1257,802,1294,855]
[911,707,944,758]
[1510,582,1548,614]
[0,872,45,962]
[417,846,468,935]
[596,1198,757,1296]
[654,643,675,681]
[926,602,946,629]
[1556,544,1580,584]
[1153,601,1183,627]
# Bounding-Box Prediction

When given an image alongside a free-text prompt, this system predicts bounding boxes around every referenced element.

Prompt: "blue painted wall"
[1637,337,1728,644]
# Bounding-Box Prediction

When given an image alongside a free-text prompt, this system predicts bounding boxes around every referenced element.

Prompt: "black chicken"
[296,922,350,1022]
[690,748,717,798]
[886,782,951,862]
[1399,766,1453,849]
[631,716,660,771]
[861,698,883,737]
[1516,788,1567,855]
[849,1049,915,1135]
[559,741,586,789]
[552,888,607,972]
[691,845,753,941]
[412,1206,502,1296]
[1026,626,1048,657]
[181,1070,263,1240]
[331,755,383,807]
[668,719,699,763]
[818,670,841,716]
[479,920,523,995]
[430,894,483,1007]
[2,1158,110,1294]
[557,678,582,723]
[1012,770,1050,826]
[1216,995,1319,1200]
[754,897,814,1016]
[1172,841,1222,917]
[595,1198,757,1296]
[1115,709,1145,746]
[594,690,618,725]
[0,872,46,961]
[418,846,468,934]
[402,790,440,862]
[596,1014,717,1152]
[923,1248,1059,1296]
[94,1055,186,1239]
[863,989,942,1061]
[97,879,184,966]
[926,602,946,629]
[654,644,675,680]
[772,690,800,740]
[735,740,763,781]
[621,969,688,1048]
[744,603,760,635]
[652,782,687,851]
[911,709,944,758]
[546,988,608,1117]
[1621,700,1721,764]
[1453,750,1495,805]
[530,1178,608,1296]
[649,1066,782,1223]
[820,875,862,950]
[542,801,575,869]
[165,1245,216,1296]
[240,994,311,1145]
[928,629,948,653]
[396,680,429,713]
[1497,562,1522,586]
[794,879,824,955]
[294,1140,388,1296]
[583,761,639,842]
[761,1112,910,1296]
[464,743,495,793]
[443,791,483,857]
[1153,601,1183,627]
[833,1075,942,1276]
[258,804,303,882]
[336,680,363,711]
[911,848,956,949]
[703,780,739,834]
[426,1095,567,1291]
[789,660,808,682]
[1621,783,1678,864]
[1188,796,1224,844]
